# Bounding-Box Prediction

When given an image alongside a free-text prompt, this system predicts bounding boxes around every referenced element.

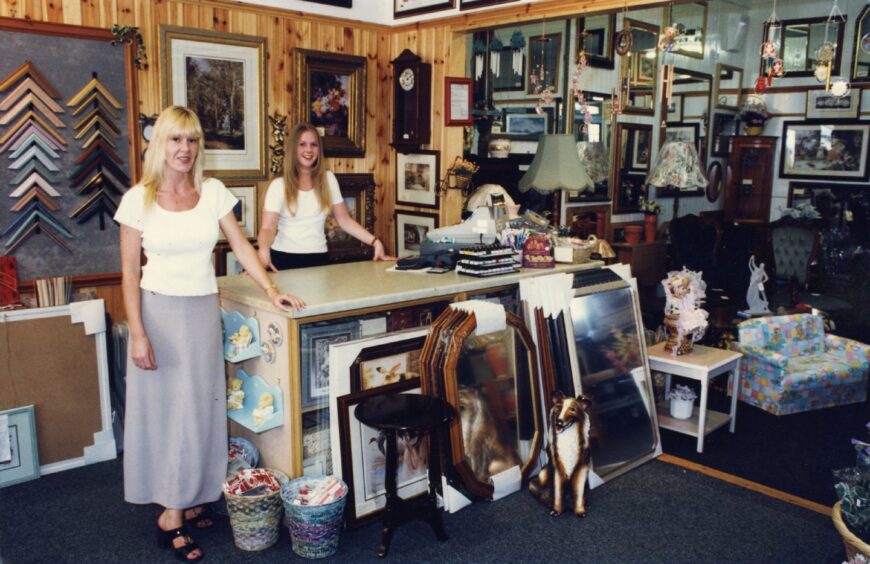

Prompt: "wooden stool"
[355,393,456,557]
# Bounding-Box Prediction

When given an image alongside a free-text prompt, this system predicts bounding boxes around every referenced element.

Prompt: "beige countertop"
[218,260,603,319]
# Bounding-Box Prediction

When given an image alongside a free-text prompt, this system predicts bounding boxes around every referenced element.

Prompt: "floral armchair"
[734,314,869,415]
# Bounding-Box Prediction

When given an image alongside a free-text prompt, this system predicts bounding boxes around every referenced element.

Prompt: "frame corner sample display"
[293,48,366,158]
[160,26,267,179]
[396,150,440,209]
[780,121,870,181]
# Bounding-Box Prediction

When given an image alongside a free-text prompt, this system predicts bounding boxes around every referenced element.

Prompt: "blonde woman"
[257,122,395,270]
[114,106,304,562]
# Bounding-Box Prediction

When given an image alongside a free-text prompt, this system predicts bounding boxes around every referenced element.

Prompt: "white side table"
[647,342,742,453]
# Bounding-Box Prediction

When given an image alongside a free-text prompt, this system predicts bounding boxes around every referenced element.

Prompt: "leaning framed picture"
[327,173,375,263]
[396,150,440,209]
[445,77,473,126]
[780,121,870,181]
[293,49,366,157]
[630,127,652,171]
[300,320,361,410]
[337,381,427,527]
[160,26,266,179]
[351,335,426,392]
[805,89,861,120]
[221,183,257,240]
[395,210,438,258]
[394,0,454,18]
[0,405,39,488]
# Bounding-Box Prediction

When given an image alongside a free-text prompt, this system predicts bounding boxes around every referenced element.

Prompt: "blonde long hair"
[282,122,330,215]
[140,106,206,207]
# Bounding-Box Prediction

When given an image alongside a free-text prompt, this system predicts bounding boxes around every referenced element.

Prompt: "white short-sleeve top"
[114,177,238,296]
[262,171,343,254]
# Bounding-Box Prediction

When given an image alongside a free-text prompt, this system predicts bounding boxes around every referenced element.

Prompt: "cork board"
[0,315,101,465]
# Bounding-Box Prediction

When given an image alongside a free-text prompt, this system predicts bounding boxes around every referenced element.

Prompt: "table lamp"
[646,140,707,220]
[518,134,594,195]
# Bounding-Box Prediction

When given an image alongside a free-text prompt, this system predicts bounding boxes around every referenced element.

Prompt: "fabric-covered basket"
[222,468,288,551]
[281,476,348,559]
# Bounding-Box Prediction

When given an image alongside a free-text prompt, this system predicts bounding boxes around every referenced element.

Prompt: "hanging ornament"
[820,0,845,92]
[473,39,486,81]
[760,0,782,84]
[489,36,503,78]
[509,30,526,78]
[829,76,850,98]
[571,48,591,133]
[533,21,554,110]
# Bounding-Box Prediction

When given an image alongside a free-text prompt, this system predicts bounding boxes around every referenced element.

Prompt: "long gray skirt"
[123,290,228,509]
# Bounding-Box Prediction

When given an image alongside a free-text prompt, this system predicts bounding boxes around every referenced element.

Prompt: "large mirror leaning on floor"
[613,122,652,213]
[622,18,659,115]
[443,311,542,499]
[566,284,660,486]
[852,5,870,83]
[660,67,712,161]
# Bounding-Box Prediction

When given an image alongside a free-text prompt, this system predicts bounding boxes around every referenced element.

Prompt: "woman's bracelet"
[370,236,380,247]
[264,283,279,294]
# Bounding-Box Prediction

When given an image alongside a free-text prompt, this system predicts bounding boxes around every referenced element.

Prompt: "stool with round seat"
[354,392,456,557]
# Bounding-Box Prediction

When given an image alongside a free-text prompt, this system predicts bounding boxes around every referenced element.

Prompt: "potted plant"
[639,197,663,243]
[448,156,480,194]
[666,384,697,420]
[833,422,870,559]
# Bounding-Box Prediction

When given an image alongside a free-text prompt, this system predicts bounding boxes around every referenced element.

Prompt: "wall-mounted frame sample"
[160,26,266,179]
[762,16,846,78]
[614,122,652,213]
[711,111,739,158]
[666,94,683,122]
[220,183,257,241]
[395,210,438,258]
[293,48,366,157]
[527,32,562,95]
[0,405,39,488]
[851,4,870,82]
[577,13,616,69]
[394,0,454,18]
[304,0,352,6]
[460,0,519,10]
[327,173,375,263]
[665,1,707,59]
[715,63,743,111]
[621,19,659,115]
[396,150,440,209]
[0,17,140,281]
[500,104,555,140]
[779,121,870,181]
[445,77,473,126]
[0,300,116,475]
[805,88,861,120]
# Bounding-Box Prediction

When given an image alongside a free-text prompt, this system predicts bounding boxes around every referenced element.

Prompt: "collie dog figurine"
[529,391,592,517]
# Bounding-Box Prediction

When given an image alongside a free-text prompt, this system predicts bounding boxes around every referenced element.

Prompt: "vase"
[669,398,694,420]
[644,214,657,243]
[624,225,643,245]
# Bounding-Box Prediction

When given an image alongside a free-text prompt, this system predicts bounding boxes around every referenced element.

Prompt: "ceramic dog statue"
[529,390,591,517]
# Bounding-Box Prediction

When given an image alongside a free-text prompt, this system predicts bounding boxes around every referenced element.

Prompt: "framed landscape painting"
[780,121,870,181]
[160,26,266,178]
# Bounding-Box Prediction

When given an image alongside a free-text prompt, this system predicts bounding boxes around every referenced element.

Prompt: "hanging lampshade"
[518,134,594,194]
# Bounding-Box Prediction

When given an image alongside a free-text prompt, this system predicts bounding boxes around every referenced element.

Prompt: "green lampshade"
[518,134,594,194]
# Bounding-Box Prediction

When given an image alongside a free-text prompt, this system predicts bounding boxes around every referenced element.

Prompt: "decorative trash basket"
[281,476,348,559]
[222,468,288,551]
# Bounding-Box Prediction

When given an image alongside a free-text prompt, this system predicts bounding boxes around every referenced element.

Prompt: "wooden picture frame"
[351,336,426,392]
[763,17,846,78]
[293,49,366,157]
[614,122,652,214]
[459,0,518,9]
[500,105,555,139]
[0,405,39,488]
[527,33,562,95]
[300,320,361,411]
[715,63,743,111]
[664,122,701,154]
[666,1,707,59]
[394,0,454,18]
[220,183,257,241]
[160,26,266,179]
[327,173,375,263]
[666,94,683,122]
[395,210,438,258]
[445,77,473,126]
[711,112,739,158]
[492,47,525,92]
[780,121,870,181]
[337,381,427,527]
[630,127,652,171]
[805,89,861,120]
[851,4,870,83]
[303,0,352,6]
[396,150,440,209]
[577,13,616,69]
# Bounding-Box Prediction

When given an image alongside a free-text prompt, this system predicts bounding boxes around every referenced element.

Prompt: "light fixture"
[646,141,707,220]
[518,134,594,194]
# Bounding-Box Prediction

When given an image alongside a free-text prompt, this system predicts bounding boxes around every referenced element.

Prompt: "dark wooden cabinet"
[724,136,777,223]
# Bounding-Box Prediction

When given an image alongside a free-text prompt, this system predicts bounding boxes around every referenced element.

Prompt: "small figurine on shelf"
[743,255,771,316]
[252,392,275,428]
[229,324,253,356]
[227,377,245,411]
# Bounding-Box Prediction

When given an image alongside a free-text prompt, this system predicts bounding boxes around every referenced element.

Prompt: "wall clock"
[391,49,431,150]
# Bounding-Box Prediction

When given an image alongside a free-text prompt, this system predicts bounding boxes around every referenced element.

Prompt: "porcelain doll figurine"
[252,392,274,428]
[226,377,245,410]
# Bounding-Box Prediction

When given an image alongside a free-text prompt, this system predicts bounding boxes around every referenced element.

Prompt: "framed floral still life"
[160,26,267,179]
[0,405,39,488]
[293,49,367,157]
[300,320,361,410]
[327,173,375,263]
[780,121,870,181]
[220,184,257,241]
[396,150,440,208]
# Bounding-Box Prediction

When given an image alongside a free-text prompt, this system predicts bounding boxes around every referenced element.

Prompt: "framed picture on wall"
[396,150,440,209]
[327,173,375,263]
[527,33,562,95]
[666,94,683,122]
[0,405,39,488]
[630,128,651,171]
[500,105,555,139]
[805,89,861,120]
[445,77,473,126]
[664,122,701,153]
[460,0,519,9]
[395,210,438,258]
[394,0,454,18]
[221,184,257,240]
[160,26,267,178]
[780,121,870,180]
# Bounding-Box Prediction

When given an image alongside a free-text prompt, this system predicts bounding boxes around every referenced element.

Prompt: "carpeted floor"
[0,456,845,563]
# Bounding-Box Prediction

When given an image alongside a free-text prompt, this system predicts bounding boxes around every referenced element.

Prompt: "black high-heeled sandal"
[184,505,215,529]
[156,525,203,562]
